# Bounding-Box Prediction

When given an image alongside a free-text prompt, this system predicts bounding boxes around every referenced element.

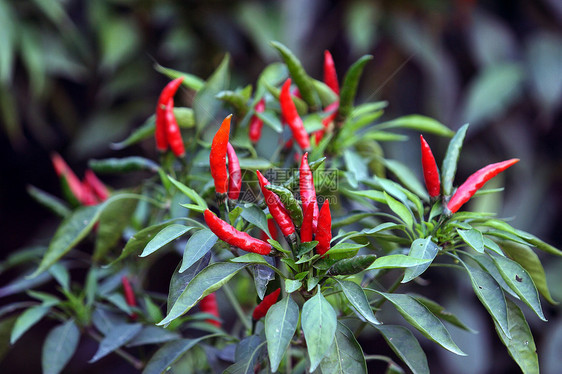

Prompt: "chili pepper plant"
[3,42,559,374]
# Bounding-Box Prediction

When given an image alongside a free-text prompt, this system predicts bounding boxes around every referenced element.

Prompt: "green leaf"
[384,192,414,229]
[457,228,485,253]
[180,229,217,272]
[327,242,367,260]
[403,238,440,283]
[337,55,373,123]
[159,262,249,326]
[311,79,340,107]
[49,263,70,292]
[143,335,219,374]
[167,254,211,314]
[11,305,51,344]
[375,292,465,355]
[140,224,192,257]
[27,185,70,218]
[500,241,557,304]
[89,157,159,173]
[441,124,469,196]
[168,176,208,210]
[240,205,269,235]
[459,259,510,338]
[111,115,155,150]
[89,323,142,363]
[154,63,205,91]
[376,325,429,374]
[30,204,104,278]
[490,255,546,321]
[410,295,476,333]
[238,158,274,170]
[230,253,269,265]
[285,279,302,293]
[94,196,138,261]
[126,326,180,347]
[494,299,539,374]
[367,255,431,270]
[224,335,266,374]
[336,280,380,325]
[42,320,80,374]
[194,54,230,131]
[302,289,338,371]
[265,297,299,372]
[108,221,170,266]
[256,110,283,133]
[383,159,428,200]
[320,322,367,374]
[99,17,140,70]
[373,115,454,137]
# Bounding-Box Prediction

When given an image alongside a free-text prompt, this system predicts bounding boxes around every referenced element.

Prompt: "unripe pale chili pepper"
[420,135,440,198]
[328,255,377,276]
[299,152,318,233]
[84,170,109,202]
[315,200,332,256]
[210,115,232,197]
[252,288,281,320]
[300,204,314,243]
[256,171,297,245]
[155,77,184,152]
[249,98,266,143]
[199,293,221,327]
[121,276,138,320]
[51,152,84,203]
[447,158,520,214]
[226,142,241,200]
[336,55,372,126]
[280,79,310,151]
[265,184,303,227]
[204,209,272,255]
[165,99,186,157]
[323,50,340,95]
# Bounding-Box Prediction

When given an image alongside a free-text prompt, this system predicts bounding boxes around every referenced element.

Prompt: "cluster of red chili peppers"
[155,78,185,157]
[419,135,519,214]
[51,152,109,206]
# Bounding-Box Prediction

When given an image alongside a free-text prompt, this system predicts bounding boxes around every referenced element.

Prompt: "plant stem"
[222,283,251,331]
[86,327,143,370]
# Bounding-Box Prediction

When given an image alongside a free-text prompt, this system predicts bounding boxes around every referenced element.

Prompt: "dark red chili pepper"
[226,142,241,200]
[315,101,339,145]
[84,170,109,202]
[315,200,332,256]
[199,293,221,327]
[249,99,266,144]
[324,50,340,95]
[256,171,296,242]
[280,79,310,150]
[300,204,314,243]
[80,181,98,206]
[252,288,281,320]
[299,152,318,233]
[420,135,440,198]
[51,152,84,203]
[261,218,278,242]
[121,276,137,320]
[156,77,184,152]
[165,99,186,157]
[210,115,232,197]
[447,158,520,214]
[204,209,272,255]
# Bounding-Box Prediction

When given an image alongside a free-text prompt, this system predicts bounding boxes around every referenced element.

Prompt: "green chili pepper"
[216,90,248,118]
[328,255,377,275]
[265,184,304,227]
[270,41,320,110]
[89,157,159,174]
[336,55,373,126]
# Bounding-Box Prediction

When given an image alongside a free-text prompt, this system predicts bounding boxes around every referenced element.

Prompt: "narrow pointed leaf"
[193,54,230,130]
[126,326,180,347]
[140,224,192,257]
[265,297,299,372]
[109,221,170,266]
[384,192,414,228]
[42,320,80,374]
[403,238,440,283]
[376,324,430,374]
[441,124,469,196]
[89,323,142,363]
[337,55,373,123]
[375,292,465,355]
[320,322,367,374]
[458,229,485,253]
[411,295,477,333]
[11,305,51,344]
[336,279,379,325]
[180,229,217,272]
[367,255,431,270]
[167,254,211,314]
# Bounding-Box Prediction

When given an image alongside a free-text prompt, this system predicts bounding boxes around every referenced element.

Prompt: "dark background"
[1,0,561,373]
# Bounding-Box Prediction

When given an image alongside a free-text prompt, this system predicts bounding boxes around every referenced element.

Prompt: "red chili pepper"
[199,293,221,327]
[280,79,310,150]
[447,158,520,214]
[155,78,184,152]
[249,99,266,144]
[315,200,332,256]
[323,50,339,95]
[226,142,241,200]
[256,171,296,240]
[51,152,84,203]
[165,99,186,157]
[204,209,272,255]
[252,288,281,320]
[420,135,440,198]
[315,101,339,145]
[300,204,314,243]
[210,115,232,197]
[121,276,137,320]
[299,152,319,234]
[80,181,98,206]
[84,170,109,202]
[260,218,278,242]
